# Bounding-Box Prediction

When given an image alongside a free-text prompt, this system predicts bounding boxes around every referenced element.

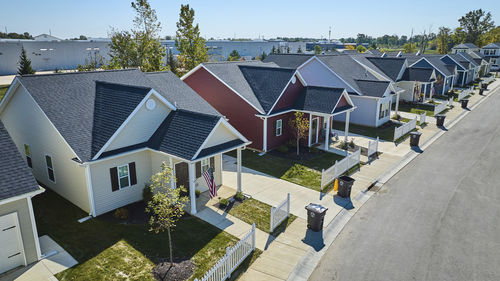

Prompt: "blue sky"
[1,0,498,39]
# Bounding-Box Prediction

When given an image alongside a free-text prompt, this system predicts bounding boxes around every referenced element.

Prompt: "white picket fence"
[483,76,495,84]
[457,88,472,101]
[195,224,256,281]
[320,148,361,189]
[433,102,447,116]
[394,118,417,141]
[447,97,453,107]
[367,137,379,157]
[419,112,426,125]
[270,193,290,233]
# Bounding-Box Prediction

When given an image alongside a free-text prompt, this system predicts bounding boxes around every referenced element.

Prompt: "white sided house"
[0,69,250,217]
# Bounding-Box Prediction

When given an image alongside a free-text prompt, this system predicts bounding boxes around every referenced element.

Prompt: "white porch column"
[461,72,466,86]
[236,147,242,193]
[169,156,175,189]
[324,116,330,151]
[262,118,267,152]
[395,92,400,115]
[430,82,434,99]
[188,162,196,214]
[308,113,312,147]
[423,83,427,99]
[344,111,350,143]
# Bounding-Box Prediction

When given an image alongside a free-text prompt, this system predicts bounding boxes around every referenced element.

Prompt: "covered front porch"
[307,108,354,156]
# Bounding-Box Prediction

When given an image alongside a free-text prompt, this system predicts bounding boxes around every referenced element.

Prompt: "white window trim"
[276,119,283,136]
[117,164,131,190]
[45,154,56,183]
[201,158,210,174]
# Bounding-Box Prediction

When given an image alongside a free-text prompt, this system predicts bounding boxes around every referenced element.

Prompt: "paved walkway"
[0,235,77,281]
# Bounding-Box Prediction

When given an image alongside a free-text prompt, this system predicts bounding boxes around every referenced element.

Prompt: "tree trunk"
[296,137,300,156]
[167,226,173,268]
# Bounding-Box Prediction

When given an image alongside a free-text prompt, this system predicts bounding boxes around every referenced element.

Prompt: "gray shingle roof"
[472,51,485,58]
[365,57,406,81]
[445,54,469,70]
[263,54,314,68]
[401,68,434,82]
[17,69,222,162]
[293,86,348,114]
[238,65,295,113]
[354,80,390,97]
[148,110,221,160]
[419,56,455,77]
[482,42,500,49]
[457,52,479,67]
[202,61,279,113]
[0,121,39,200]
[367,49,383,56]
[454,43,478,49]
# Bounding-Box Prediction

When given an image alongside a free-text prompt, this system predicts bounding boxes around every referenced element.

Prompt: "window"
[276,119,282,136]
[45,155,55,182]
[24,144,32,168]
[379,102,389,120]
[201,158,210,174]
[118,164,130,189]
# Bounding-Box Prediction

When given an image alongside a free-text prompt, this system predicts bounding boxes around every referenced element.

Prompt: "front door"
[175,162,189,196]
[312,118,319,144]
[0,212,25,274]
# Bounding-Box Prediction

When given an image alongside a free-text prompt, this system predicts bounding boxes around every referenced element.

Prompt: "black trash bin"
[482,83,488,90]
[436,114,446,127]
[410,131,422,146]
[461,99,469,109]
[305,203,328,231]
[338,176,355,198]
[479,89,484,95]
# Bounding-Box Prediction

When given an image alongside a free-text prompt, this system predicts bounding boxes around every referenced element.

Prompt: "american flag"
[203,167,217,198]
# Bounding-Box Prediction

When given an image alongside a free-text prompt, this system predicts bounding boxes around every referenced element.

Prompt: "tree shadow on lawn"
[33,188,230,280]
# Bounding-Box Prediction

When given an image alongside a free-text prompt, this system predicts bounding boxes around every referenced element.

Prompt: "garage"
[0,212,26,274]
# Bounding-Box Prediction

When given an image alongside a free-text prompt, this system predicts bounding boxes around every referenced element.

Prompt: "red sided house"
[182,61,356,153]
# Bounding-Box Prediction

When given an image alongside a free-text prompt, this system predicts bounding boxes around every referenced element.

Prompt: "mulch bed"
[215,196,247,211]
[153,259,194,281]
[100,201,150,224]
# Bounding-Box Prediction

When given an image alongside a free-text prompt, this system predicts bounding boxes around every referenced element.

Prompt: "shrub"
[392,114,401,120]
[219,198,229,208]
[195,189,201,198]
[348,138,356,149]
[309,146,319,154]
[114,208,129,220]
[234,192,245,202]
[143,184,153,203]
[339,141,348,150]
[278,144,289,153]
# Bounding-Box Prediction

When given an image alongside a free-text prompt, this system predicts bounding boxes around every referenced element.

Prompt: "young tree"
[356,45,367,53]
[271,45,276,54]
[297,46,303,53]
[344,45,355,50]
[260,51,267,60]
[314,45,322,54]
[166,48,177,75]
[228,49,241,61]
[288,111,310,156]
[108,30,139,69]
[403,43,417,53]
[145,163,189,268]
[458,9,495,45]
[286,46,291,53]
[175,4,208,75]
[436,27,452,54]
[17,46,35,75]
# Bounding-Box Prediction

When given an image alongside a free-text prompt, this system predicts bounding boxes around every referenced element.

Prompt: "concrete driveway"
[309,84,500,281]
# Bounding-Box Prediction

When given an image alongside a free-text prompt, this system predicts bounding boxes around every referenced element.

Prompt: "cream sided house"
[0,69,250,217]
[0,120,44,274]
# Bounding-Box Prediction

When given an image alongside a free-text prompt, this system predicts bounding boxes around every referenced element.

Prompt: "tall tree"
[260,51,267,60]
[228,49,241,61]
[175,4,208,76]
[314,45,322,54]
[17,46,35,75]
[145,163,189,269]
[286,46,291,53]
[271,45,276,54]
[166,48,177,75]
[452,27,467,44]
[458,9,495,45]
[108,30,139,69]
[288,112,310,156]
[436,27,452,54]
[479,26,500,46]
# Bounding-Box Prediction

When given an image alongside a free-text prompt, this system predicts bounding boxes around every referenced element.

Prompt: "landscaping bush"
[113,208,129,220]
[234,192,245,202]
[142,183,153,203]
[392,114,401,120]
[195,189,201,198]
[339,141,348,150]
[278,144,289,153]
[219,198,229,208]
[348,138,356,149]
[432,94,450,100]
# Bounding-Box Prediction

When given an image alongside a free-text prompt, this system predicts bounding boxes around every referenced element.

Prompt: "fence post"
[287,193,290,217]
[321,169,324,191]
[376,137,379,154]
[270,206,274,233]
[251,223,256,250]
[225,247,231,279]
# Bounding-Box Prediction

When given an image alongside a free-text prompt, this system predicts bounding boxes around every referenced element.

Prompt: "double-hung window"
[276,119,282,136]
[24,144,32,168]
[201,158,210,174]
[45,155,55,182]
[379,102,389,119]
[118,164,130,189]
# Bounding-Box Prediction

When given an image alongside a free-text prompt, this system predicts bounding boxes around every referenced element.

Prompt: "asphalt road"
[309,86,500,281]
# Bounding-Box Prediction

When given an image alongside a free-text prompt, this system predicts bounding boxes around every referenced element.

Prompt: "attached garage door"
[0,212,25,274]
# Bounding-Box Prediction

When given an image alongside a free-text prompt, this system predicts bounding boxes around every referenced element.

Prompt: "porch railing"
[195,223,256,281]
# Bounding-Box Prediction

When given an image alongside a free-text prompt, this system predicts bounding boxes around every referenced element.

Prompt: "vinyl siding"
[105,95,172,152]
[0,197,38,264]
[334,96,379,127]
[298,59,354,91]
[0,85,90,213]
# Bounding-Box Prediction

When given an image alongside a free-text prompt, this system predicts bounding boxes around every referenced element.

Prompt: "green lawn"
[0,84,9,101]
[227,149,344,191]
[332,120,400,141]
[227,198,297,234]
[396,103,435,117]
[34,189,260,281]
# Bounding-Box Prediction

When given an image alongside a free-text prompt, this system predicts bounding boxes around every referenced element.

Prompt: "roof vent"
[146,99,156,111]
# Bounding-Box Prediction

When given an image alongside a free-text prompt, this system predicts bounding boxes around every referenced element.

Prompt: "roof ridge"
[175,108,222,119]
[355,79,390,83]
[203,60,265,65]
[94,80,152,91]
[306,85,345,91]
[238,64,296,71]
[17,68,140,78]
